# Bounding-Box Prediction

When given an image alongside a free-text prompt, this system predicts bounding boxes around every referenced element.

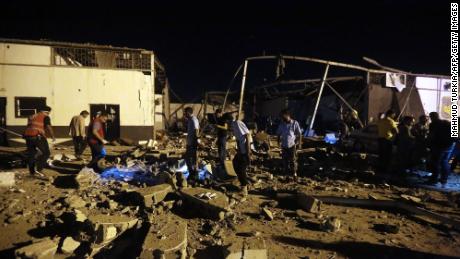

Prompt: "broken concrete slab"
[320,217,341,232]
[15,238,58,259]
[86,214,139,245]
[141,214,187,259]
[297,191,322,213]
[262,208,274,221]
[127,184,172,208]
[64,195,87,208]
[223,237,267,259]
[61,236,81,254]
[180,187,230,220]
[0,172,15,187]
[75,167,100,189]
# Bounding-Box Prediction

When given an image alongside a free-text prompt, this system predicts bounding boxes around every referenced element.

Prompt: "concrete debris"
[400,194,422,204]
[60,236,81,254]
[223,237,268,259]
[15,238,58,259]
[75,167,100,189]
[141,215,187,258]
[64,195,87,208]
[297,191,322,213]
[180,187,230,220]
[0,172,15,187]
[320,217,341,232]
[262,207,274,221]
[86,214,139,244]
[129,184,172,208]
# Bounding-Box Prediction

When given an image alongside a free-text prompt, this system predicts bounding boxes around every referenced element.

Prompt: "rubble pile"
[1,136,460,258]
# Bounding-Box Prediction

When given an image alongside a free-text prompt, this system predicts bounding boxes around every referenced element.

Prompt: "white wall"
[0,44,154,127]
[0,43,51,65]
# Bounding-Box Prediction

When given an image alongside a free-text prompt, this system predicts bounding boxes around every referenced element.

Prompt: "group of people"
[24,106,110,177]
[183,107,302,195]
[377,109,456,186]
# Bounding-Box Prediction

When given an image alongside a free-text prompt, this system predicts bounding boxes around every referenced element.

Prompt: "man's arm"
[79,117,86,138]
[245,133,251,158]
[47,125,56,141]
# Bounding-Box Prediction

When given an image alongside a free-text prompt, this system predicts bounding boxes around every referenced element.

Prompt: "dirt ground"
[1,144,460,259]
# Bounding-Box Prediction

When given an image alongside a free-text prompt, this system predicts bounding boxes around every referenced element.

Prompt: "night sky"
[0,1,451,101]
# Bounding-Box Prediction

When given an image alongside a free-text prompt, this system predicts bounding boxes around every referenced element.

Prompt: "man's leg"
[233,153,249,186]
[185,145,198,180]
[289,147,298,177]
[77,137,87,157]
[35,136,50,172]
[281,148,289,175]
[73,137,79,156]
[25,137,37,174]
[218,137,227,163]
[429,149,441,183]
[440,145,455,184]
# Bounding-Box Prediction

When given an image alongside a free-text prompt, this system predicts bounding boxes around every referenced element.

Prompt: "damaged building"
[0,38,169,144]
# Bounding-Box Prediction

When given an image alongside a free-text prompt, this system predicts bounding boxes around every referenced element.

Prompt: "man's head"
[215,108,223,118]
[280,109,292,122]
[419,115,428,124]
[98,111,109,123]
[403,116,415,126]
[386,109,396,119]
[429,112,440,122]
[80,110,90,119]
[184,107,193,118]
[40,106,52,115]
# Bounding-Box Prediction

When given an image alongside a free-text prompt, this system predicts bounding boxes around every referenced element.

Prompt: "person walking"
[69,110,89,160]
[231,112,252,196]
[184,107,200,183]
[87,111,109,167]
[276,109,302,179]
[23,106,55,177]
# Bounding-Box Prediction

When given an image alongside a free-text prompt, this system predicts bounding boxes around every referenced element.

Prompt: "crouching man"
[87,111,109,168]
[231,112,252,196]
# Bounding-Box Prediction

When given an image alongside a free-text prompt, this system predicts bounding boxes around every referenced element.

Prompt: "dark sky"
[0,1,451,101]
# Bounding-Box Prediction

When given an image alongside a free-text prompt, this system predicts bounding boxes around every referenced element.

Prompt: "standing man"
[184,107,200,182]
[376,109,399,174]
[23,106,55,177]
[412,115,430,167]
[396,116,415,174]
[87,111,109,167]
[231,112,252,196]
[69,110,89,160]
[276,109,302,179]
[427,112,455,186]
[215,108,229,163]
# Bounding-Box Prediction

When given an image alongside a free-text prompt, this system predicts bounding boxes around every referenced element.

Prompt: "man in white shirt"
[69,110,89,160]
[231,112,252,196]
[184,107,200,182]
[276,109,302,179]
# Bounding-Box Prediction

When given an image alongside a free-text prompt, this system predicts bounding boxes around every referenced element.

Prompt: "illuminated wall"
[416,76,453,120]
[0,43,155,128]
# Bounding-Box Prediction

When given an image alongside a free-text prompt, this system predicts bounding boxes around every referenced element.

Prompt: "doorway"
[0,97,7,146]
[90,104,120,141]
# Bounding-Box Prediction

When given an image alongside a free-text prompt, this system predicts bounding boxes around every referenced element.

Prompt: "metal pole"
[238,59,249,119]
[150,52,156,141]
[309,63,330,133]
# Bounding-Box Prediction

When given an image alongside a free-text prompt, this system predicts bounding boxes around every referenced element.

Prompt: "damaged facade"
[0,38,169,143]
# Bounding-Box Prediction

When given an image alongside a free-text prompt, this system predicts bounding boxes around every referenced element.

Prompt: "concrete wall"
[0,43,157,140]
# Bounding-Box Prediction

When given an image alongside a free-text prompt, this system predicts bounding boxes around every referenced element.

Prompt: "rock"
[63,154,77,161]
[320,217,341,232]
[180,187,230,220]
[129,184,172,208]
[64,195,86,208]
[400,194,422,204]
[86,214,139,244]
[177,173,188,188]
[223,237,267,259]
[262,208,274,221]
[297,191,322,213]
[140,214,187,258]
[373,223,400,234]
[75,168,100,189]
[156,171,178,189]
[0,172,15,187]
[15,238,58,259]
[53,154,63,161]
[61,237,80,254]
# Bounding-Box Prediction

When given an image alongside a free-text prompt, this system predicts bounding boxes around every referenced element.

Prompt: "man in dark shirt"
[215,109,229,163]
[427,112,455,186]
